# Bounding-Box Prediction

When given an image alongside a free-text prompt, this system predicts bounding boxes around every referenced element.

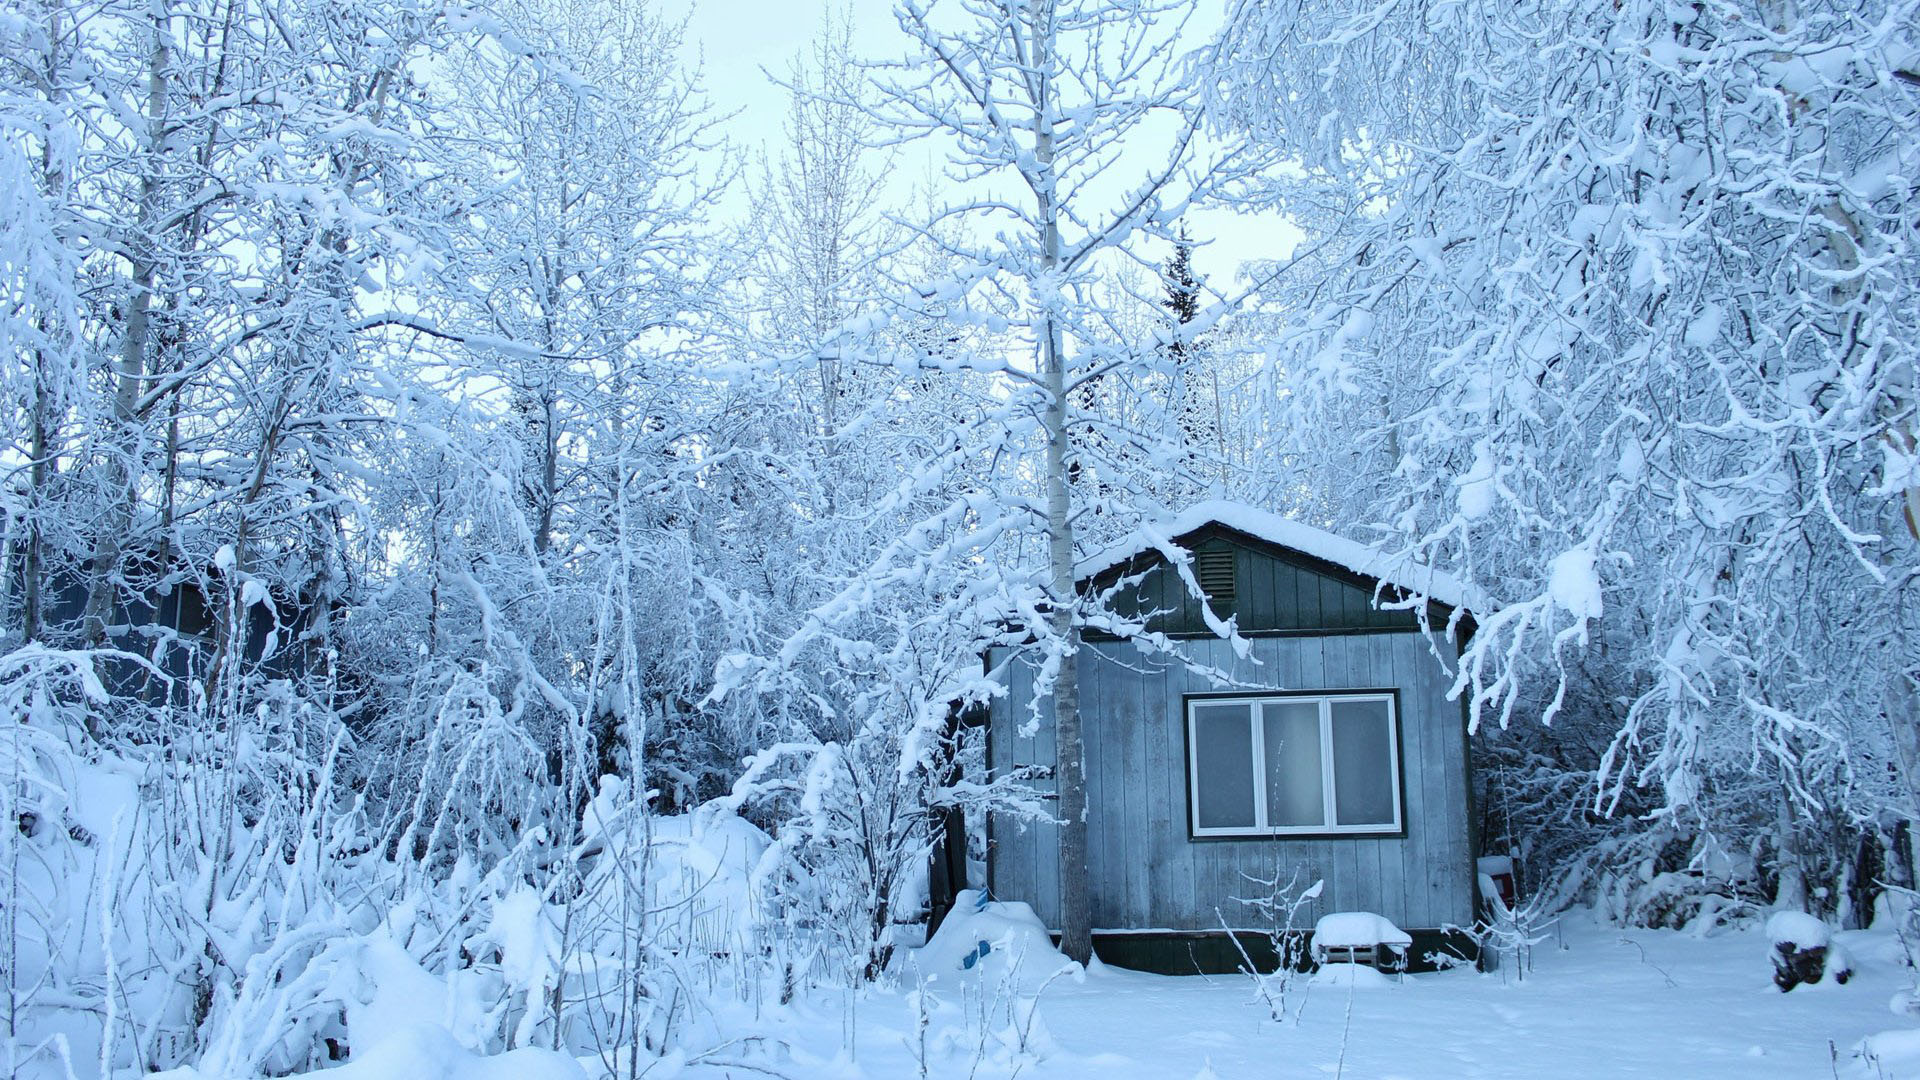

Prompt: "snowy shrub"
[1224,872,1323,1023]
[1767,911,1853,992]
[902,893,1078,1078]
[1473,881,1555,983]
[2,649,156,1075]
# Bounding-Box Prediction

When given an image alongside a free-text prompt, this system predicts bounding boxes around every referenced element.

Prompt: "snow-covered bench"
[1312,912,1413,972]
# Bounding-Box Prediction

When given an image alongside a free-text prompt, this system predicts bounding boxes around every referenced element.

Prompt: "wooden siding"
[987,630,1474,933]
[1088,526,1451,637]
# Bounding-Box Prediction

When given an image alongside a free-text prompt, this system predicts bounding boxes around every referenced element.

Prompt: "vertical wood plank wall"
[987,630,1474,932]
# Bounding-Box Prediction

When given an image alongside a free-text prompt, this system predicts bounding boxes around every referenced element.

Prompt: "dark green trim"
[1178,687,1410,842]
[1069,929,1480,976]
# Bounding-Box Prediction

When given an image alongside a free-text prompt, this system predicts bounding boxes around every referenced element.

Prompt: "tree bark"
[1774,785,1807,912]
[1030,0,1091,966]
[84,0,171,644]
[23,349,51,644]
[19,4,74,645]
[1888,666,1920,819]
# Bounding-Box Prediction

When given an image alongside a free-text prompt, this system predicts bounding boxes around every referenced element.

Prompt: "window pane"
[1330,699,1397,827]
[1262,701,1324,827]
[1192,703,1256,830]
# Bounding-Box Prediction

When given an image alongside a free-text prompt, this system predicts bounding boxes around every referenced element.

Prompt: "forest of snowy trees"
[2,0,1917,1075]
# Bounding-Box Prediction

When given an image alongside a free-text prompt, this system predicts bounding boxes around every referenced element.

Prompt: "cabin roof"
[1075,499,1485,614]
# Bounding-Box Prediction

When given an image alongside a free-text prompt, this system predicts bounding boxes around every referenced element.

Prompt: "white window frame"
[1185,692,1403,838]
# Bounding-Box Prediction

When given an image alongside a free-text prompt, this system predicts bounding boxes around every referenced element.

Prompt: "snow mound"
[1768,912,1853,992]
[1313,912,1412,949]
[581,788,775,937]
[1311,962,1397,989]
[324,934,495,1056]
[637,806,775,942]
[915,889,1079,987]
[1767,911,1831,950]
[311,1023,585,1080]
[151,1024,585,1080]
[1826,941,1856,984]
[1858,1028,1920,1077]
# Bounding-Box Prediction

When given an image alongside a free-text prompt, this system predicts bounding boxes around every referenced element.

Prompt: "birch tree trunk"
[84,0,172,643]
[1888,668,1920,819]
[1029,1,1090,965]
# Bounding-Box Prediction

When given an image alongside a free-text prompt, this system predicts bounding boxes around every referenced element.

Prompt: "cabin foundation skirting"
[1057,928,1481,976]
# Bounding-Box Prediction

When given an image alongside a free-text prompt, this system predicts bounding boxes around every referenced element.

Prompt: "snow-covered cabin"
[19,538,329,699]
[983,502,1482,973]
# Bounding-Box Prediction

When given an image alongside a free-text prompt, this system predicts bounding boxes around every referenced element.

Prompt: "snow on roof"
[1075,500,1484,614]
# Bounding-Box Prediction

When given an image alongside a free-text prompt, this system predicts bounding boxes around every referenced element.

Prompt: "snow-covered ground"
[191,904,1908,1080]
[25,749,1903,1080]
[708,913,1905,1080]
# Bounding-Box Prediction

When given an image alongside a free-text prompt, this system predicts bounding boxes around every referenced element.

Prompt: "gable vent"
[1196,548,1236,604]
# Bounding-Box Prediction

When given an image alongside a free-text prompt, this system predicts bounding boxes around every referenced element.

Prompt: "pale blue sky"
[670,0,1302,289]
